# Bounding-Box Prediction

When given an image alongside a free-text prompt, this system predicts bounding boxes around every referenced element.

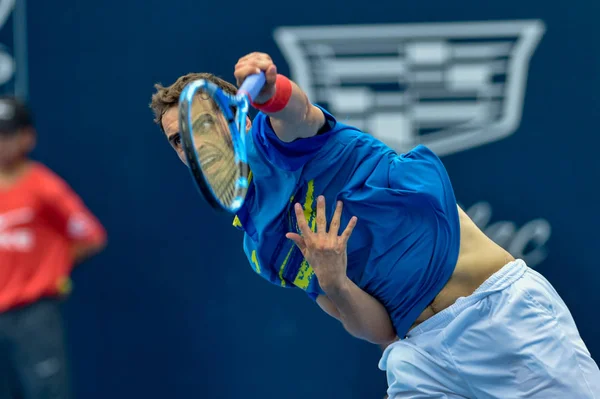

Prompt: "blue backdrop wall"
[2,0,598,398]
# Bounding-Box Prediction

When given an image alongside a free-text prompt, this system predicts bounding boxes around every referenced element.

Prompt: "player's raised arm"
[234,52,325,143]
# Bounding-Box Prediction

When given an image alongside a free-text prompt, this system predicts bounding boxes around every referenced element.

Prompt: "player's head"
[0,96,35,168]
[150,73,251,164]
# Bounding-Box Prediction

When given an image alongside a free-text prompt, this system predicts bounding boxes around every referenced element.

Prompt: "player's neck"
[0,159,33,188]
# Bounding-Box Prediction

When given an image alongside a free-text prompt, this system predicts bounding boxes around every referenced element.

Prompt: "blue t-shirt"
[233,105,460,339]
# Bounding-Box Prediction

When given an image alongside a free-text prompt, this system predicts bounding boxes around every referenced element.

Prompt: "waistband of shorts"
[407,259,528,338]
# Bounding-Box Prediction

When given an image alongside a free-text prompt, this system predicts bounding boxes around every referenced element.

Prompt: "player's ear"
[246,116,252,132]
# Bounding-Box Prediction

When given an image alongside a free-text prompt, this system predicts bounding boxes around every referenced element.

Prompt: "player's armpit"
[267,80,326,143]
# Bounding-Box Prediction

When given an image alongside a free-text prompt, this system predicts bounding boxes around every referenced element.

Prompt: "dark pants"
[0,300,71,399]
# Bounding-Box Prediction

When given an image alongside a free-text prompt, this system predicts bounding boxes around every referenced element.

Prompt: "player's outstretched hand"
[286,196,357,290]
[234,52,277,104]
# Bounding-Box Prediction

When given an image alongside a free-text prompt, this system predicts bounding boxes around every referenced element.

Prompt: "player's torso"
[236,123,461,336]
[0,175,45,255]
[240,173,358,294]
[236,128,368,291]
[0,167,70,296]
[239,127,447,280]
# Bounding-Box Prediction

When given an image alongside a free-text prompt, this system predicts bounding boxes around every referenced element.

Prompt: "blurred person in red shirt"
[0,96,106,399]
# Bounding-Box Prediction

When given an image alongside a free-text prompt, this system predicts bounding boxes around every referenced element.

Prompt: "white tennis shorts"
[379,259,600,398]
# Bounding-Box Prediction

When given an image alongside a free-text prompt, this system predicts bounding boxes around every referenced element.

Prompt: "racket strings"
[197,133,238,204]
[181,81,249,212]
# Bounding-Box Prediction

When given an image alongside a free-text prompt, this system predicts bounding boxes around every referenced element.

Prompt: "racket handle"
[238,72,266,101]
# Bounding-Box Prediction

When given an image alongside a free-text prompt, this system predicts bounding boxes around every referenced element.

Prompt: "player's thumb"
[267,64,277,83]
[286,232,306,252]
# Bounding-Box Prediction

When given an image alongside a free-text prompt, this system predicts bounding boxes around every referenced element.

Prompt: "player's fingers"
[329,200,343,236]
[234,61,251,74]
[253,59,275,75]
[234,65,262,82]
[316,196,327,234]
[294,203,312,237]
[340,216,358,245]
[252,53,273,65]
[235,60,263,71]
[286,232,307,252]
[236,56,273,72]
[237,54,257,65]
[239,52,271,63]
[238,53,253,63]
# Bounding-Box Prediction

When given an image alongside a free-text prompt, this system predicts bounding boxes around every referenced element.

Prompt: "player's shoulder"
[314,118,394,161]
[29,162,66,184]
[250,111,270,133]
[394,144,449,174]
[28,163,73,196]
[402,144,440,160]
[312,106,389,150]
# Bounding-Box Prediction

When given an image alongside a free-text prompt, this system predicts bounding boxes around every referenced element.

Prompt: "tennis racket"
[178,73,266,213]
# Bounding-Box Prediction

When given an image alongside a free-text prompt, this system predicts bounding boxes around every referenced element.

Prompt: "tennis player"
[150,52,600,398]
[0,96,107,398]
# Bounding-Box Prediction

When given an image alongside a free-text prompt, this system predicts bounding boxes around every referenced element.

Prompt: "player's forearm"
[322,277,396,345]
[263,78,325,143]
[71,228,107,264]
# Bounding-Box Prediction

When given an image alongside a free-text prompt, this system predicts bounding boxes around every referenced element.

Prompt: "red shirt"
[0,163,106,312]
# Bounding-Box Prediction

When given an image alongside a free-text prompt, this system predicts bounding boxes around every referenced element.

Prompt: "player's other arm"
[234,52,325,143]
[316,290,397,346]
[42,171,107,264]
[287,197,397,345]
[318,295,398,349]
[320,295,395,399]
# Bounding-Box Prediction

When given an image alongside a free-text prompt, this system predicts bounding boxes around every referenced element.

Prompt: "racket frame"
[179,79,251,213]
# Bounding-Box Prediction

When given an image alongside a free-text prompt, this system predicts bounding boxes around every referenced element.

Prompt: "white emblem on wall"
[463,201,551,267]
[274,20,545,156]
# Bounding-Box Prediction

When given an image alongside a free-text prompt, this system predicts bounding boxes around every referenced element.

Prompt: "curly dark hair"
[149,73,238,131]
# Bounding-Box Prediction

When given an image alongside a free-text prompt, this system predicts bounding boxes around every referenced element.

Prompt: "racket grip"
[238,72,266,101]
